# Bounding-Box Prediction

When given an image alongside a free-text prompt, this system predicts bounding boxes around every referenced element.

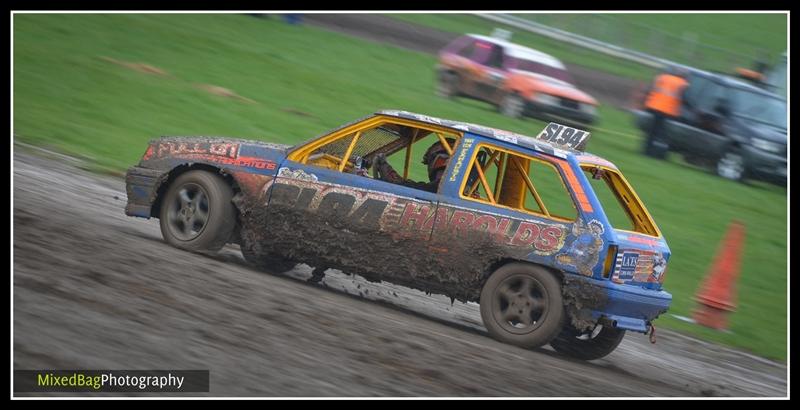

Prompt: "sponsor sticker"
[616,251,639,282]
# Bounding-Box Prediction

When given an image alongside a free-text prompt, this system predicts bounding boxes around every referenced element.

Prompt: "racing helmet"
[422,138,455,182]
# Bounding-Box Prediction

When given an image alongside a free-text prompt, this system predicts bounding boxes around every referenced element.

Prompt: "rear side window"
[462,144,577,221]
[581,165,659,236]
[309,126,402,160]
[524,160,577,220]
[456,40,477,59]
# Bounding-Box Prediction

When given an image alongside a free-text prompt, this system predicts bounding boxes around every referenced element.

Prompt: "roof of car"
[376,109,599,162]
[467,34,565,69]
[686,67,783,96]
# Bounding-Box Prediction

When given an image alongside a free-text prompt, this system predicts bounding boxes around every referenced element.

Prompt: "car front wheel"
[159,170,237,252]
[479,263,565,349]
[716,148,746,181]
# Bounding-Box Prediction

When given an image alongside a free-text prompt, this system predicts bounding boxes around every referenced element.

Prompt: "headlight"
[751,138,784,155]
[581,103,597,116]
[535,93,559,106]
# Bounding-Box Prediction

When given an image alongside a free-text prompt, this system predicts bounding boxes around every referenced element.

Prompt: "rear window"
[581,165,659,236]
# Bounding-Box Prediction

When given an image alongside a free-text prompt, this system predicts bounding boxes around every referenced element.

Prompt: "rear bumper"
[573,276,672,334]
[124,166,167,218]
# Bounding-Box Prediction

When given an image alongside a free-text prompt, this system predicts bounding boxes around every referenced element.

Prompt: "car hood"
[510,70,597,105]
[733,119,787,144]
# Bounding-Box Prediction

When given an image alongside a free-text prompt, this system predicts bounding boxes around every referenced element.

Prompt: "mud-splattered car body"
[125,110,671,338]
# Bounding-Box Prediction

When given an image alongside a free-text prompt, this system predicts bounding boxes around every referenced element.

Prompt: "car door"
[473,44,508,104]
[266,118,445,282]
[675,74,728,154]
[460,40,506,100]
[431,136,578,287]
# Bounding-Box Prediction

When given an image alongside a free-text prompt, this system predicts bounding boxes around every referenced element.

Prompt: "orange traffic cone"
[692,221,746,330]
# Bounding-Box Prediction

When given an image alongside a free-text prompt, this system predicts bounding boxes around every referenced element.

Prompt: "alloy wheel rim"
[167,183,210,241]
[503,95,523,117]
[718,152,744,180]
[492,274,548,335]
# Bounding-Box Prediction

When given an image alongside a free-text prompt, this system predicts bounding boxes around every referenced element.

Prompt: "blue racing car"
[125,110,672,360]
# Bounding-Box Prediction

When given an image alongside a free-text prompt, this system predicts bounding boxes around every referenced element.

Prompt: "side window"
[682,73,710,108]
[486,45,504,69]
[524,159,578,220]
[304,125,405,172]
[293,120,460,193]
[456,39,477,59]
[461,144,577,221]
[471,40,495,64]
[693,81,727,113]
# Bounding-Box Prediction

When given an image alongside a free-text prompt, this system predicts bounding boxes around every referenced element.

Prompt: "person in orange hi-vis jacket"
[642,66,689,159]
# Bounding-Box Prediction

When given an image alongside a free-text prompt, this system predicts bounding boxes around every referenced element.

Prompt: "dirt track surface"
[302,14,645,109]
[13,149,786,397]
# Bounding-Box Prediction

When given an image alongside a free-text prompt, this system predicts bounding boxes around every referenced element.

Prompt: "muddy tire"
[500,93,526,119]
[437,71,459,98]
[159,170,236,252]
[240,241,296,274]
[716,148,747,182]
[550,325,626,361]
[479,263,565,349]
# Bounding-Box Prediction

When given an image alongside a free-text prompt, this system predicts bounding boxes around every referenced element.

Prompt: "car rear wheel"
[716,148,746,181]
[549,324,626,361]
[159,170,237,252]
[479,263,564,349]
[437,71,459,99]
[500,93,525,119]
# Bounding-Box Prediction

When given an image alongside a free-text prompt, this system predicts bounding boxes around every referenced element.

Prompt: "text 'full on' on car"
[125,110,671,361]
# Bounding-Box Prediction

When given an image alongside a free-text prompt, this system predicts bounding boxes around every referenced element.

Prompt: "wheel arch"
[478,257,565,301]
[150,162,241,218]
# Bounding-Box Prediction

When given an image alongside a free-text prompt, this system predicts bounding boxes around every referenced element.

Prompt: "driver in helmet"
[372,138,455,193]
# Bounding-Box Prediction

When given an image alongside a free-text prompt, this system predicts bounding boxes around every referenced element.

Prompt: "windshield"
[729,88,787,129]
[505,56,574,84]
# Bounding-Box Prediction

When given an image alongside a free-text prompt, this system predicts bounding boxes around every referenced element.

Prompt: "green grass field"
[391,13,787,79]
[13,14,787,360]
